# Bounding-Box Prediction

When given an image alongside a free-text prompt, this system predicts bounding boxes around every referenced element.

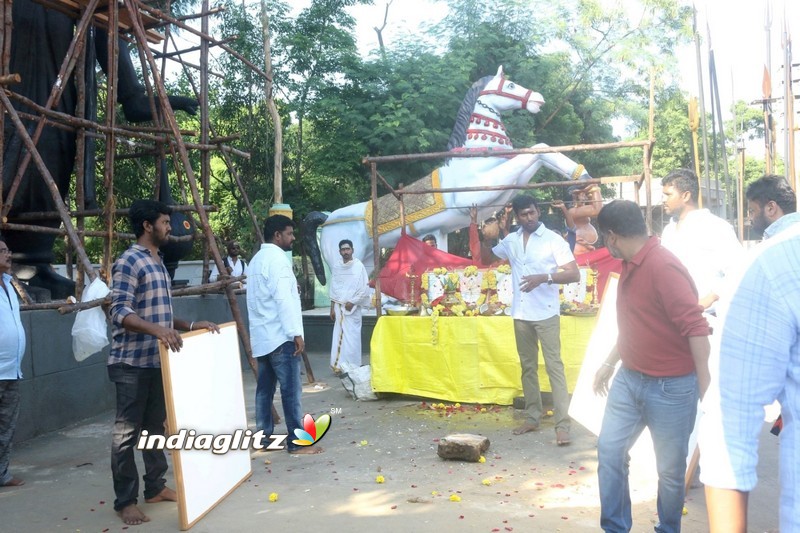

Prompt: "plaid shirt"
[109,244,173,368]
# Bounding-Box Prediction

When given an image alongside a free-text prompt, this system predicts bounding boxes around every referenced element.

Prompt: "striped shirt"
[109,244,173,368]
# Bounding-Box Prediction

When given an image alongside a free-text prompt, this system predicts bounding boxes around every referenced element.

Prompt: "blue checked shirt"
[699,223,800,530]
[109,244,173,368]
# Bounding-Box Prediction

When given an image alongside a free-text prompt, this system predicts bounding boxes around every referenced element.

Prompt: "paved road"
[0,350,781,532]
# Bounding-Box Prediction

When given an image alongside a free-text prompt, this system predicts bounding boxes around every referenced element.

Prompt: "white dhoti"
[330,303,363,373]
[329,257,370,373]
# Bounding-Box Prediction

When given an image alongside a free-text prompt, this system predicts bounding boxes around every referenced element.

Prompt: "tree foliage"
[192,0,701,250]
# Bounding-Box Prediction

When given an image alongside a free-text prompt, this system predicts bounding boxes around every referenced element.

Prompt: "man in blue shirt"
[0,236,25,488]
[700,224,800,532]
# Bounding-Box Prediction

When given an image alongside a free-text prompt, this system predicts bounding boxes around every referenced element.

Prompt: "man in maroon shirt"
[592,200,710,533]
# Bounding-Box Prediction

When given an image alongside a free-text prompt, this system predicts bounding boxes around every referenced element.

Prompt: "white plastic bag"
[340,365,378,401]
[71,278,111,361]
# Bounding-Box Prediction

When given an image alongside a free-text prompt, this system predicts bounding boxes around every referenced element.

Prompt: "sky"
[344,0,798,142]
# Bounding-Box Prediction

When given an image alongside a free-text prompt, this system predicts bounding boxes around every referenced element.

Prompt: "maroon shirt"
[617,236,710,376]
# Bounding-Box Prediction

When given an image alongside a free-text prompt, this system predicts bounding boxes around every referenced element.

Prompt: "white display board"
[569,273,620,434]
[160,322,251,530]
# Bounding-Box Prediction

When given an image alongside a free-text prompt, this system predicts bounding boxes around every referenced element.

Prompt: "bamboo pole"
[1,1,11,78]
[46,276,248,314]
[371,162,382,318]
[200,0,211,285]
[74,5,88,300]
[0,221,195,241]
[260,0,282,204]
[363,140,651,164]
[693,7,711,212]
[645,71,654,233]
[10,204,217,221]
[383,177,612,196]
[102,0,120,281]
[737,146,745,241]
[0,73,20,85]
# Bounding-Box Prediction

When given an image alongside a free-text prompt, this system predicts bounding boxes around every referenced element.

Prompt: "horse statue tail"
[303,211,329,285]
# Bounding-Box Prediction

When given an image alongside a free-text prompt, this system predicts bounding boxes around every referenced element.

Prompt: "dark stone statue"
[2,1,198,298]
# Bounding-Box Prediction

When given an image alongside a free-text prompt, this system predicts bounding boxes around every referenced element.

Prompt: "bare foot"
[117,504,151,525]
[512,422,539,435]
[144,486,177,503]
[288,446,324,455]
[556,429,571,446]
[1,476,24,487]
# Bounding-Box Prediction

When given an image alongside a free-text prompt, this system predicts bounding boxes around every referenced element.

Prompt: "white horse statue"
[304,66,591,284]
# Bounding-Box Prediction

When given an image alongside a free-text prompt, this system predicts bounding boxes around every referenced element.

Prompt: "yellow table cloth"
[370,315,596,405]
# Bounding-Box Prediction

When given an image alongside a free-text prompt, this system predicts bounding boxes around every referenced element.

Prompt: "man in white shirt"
[660,169,743,311]
[209,240,247,285]
[329,239,370,375]
[247,215,322,455]
[482,195,580,444]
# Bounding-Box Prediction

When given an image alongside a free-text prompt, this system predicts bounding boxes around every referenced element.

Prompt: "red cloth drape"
[573,247,623,302]
[376,234,473,303]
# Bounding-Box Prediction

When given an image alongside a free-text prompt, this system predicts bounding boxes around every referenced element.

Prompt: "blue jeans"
[597,367,698,533]
[255,341,303,452]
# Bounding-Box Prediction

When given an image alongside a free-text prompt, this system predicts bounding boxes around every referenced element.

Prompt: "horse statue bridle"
[478,76,534,111]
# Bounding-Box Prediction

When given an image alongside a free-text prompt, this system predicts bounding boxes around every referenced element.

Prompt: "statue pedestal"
[268,203,293,218]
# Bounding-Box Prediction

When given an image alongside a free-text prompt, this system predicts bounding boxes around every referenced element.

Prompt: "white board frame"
[160,322,252,530]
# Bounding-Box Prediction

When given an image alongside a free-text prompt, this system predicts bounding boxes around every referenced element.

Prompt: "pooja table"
[370,314,596,405]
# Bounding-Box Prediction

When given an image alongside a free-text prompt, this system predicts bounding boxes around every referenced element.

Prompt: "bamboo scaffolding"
[0,90,98,279]
[134,1,272,83]
[150,35,236,60]
[1,0,101,219]
[124,0,258,375]
[1,0,274,380]
[5,91,251,158]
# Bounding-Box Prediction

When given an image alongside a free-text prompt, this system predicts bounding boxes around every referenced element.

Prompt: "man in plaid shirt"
[108,199,218,526]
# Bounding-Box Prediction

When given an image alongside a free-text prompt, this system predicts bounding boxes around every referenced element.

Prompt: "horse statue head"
[447,66,544,153]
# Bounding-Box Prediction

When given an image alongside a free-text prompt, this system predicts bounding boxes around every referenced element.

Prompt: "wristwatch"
[547,273,554,285]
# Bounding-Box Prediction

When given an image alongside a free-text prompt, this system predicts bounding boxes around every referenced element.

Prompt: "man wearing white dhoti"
[329,240,370,374]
